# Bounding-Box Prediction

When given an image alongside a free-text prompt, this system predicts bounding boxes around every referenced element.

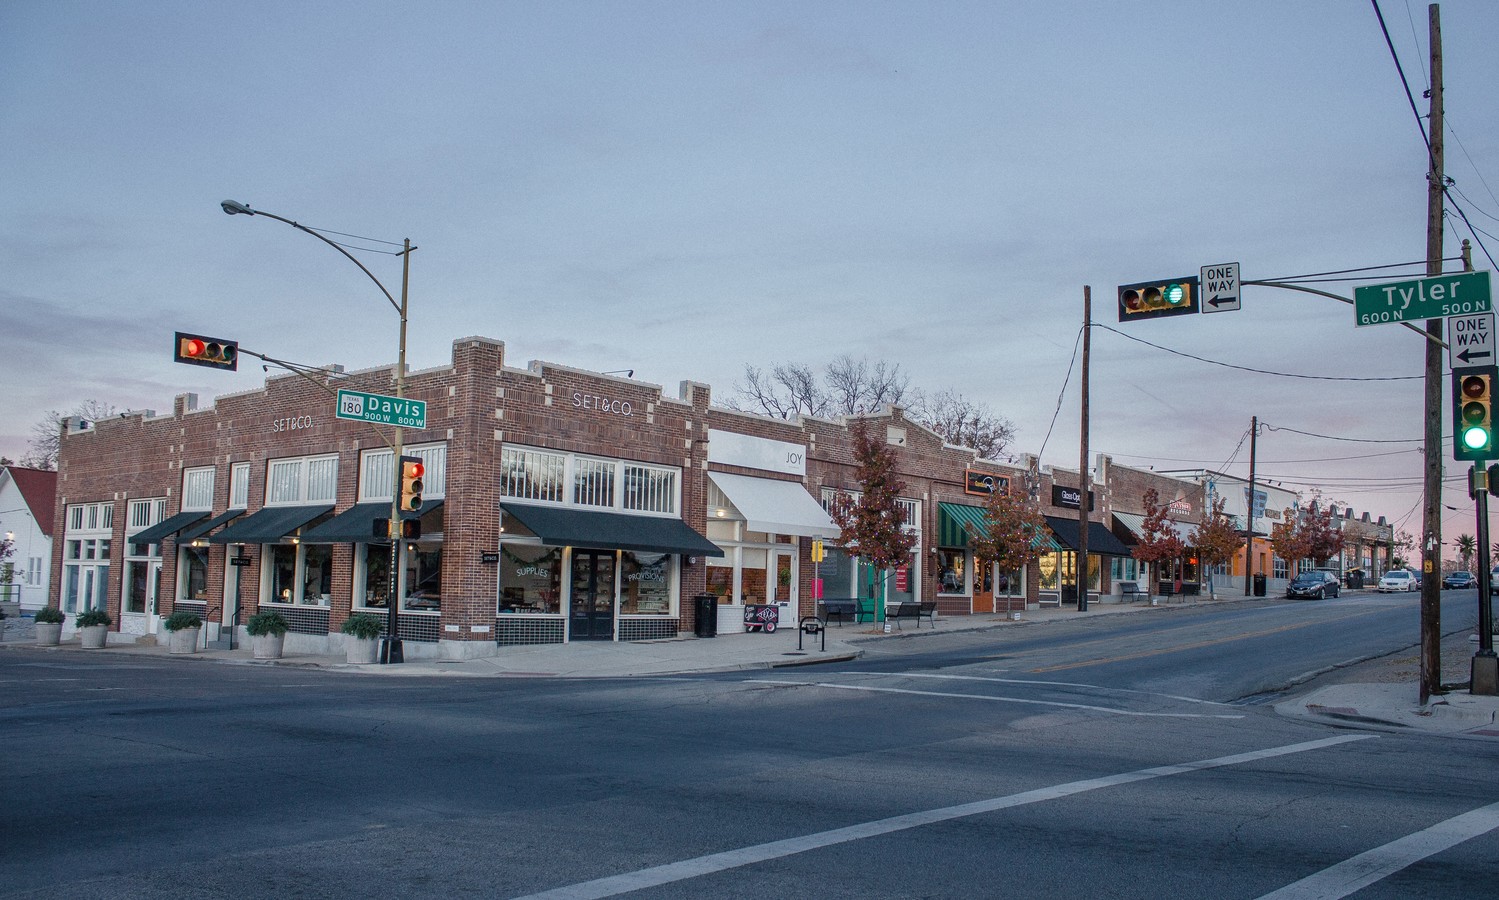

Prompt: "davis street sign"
[1353,270,1492,327]
[336,389,427,429]
[1450,313,1496,371]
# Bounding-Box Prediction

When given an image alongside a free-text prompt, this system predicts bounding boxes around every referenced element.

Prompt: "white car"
[1378,570,1418,592]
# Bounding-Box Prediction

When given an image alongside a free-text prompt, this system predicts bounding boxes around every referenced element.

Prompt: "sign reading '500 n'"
[335,389,427,429]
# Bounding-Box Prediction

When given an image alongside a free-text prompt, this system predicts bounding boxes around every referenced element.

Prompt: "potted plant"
[75,607,111,649]
[340,613,383,664]
[163,611,203,655]
[245,610,289,660]
[34,606,65,646]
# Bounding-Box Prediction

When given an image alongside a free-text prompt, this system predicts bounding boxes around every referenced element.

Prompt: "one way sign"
[1449,313,1495,371]
[1200,262,1240,313]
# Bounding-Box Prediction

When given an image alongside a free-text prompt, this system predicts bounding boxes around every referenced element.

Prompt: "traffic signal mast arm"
[226,344,403,455]
[1243,280,1447,347]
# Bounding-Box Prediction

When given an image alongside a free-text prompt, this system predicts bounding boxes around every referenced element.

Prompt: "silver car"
[1378,570,1417,592]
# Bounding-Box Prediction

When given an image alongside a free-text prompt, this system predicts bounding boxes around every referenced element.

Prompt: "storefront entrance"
[569,550,616,641]
[973,562,994,614]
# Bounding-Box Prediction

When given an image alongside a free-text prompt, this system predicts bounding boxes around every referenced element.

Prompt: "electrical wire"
[1036,324,1083,461]
[1262,423,1423,444]
[1093,324,1421,382]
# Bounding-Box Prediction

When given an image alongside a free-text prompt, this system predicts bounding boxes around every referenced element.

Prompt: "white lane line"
[746,679,1245,719]
[510,735,1372,900]
[1256,798,1499,900]
[839,671,1234,707]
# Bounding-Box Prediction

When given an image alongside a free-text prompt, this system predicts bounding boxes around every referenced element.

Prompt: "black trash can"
[1253,573,1267,597]
[693,593,717,638]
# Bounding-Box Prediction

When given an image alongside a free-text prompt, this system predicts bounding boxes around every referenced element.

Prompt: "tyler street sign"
[1353,270,1492,327]
[336,389,427,429]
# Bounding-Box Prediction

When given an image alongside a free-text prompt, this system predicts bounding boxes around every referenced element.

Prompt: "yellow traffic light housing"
[1117,277,1200,322]
[1453,368,1497,461]
[173,332,238,370]
[399,456,425,512]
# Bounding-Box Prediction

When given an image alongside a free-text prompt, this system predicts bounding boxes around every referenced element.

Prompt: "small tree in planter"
[828,424,916,628]
[75,607,112,649]
[246,610,289,660]
[34,606,65,646]
[340,613,383,664]
[163,611,203,655]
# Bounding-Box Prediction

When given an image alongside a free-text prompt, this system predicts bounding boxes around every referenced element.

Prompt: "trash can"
[693,593,717,638]
[1252,573,1267,597]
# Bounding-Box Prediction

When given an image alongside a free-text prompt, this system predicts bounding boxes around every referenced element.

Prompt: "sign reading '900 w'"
[336,389,426,429]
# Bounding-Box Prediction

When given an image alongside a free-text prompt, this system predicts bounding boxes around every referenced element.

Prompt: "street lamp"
[222,200,415,664]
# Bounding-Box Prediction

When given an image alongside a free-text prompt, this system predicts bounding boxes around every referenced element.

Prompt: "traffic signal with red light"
[1452,368,1497,461]
[1117,277,1200,322]
[399,456,424,512]
[372,517,421,540]
[173,332,238,370]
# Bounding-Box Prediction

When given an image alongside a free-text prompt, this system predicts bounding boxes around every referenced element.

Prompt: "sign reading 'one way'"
[1449,313,1496,371]
[1199,262,1240,313]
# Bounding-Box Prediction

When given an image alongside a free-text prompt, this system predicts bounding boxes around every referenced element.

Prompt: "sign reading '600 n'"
[1353,271,1492,327]
[336,389,427,429]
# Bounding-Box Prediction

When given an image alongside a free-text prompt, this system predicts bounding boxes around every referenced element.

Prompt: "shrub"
[33,607,66,624]
[340,613,383,640]
[245,610,289,637]
[163,611,202,632]
[75,608,112,628]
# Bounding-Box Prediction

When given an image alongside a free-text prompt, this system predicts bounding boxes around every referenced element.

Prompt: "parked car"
[1443,571,1477,590]
[1286,571,1341,600]
[1378,570,1418,592]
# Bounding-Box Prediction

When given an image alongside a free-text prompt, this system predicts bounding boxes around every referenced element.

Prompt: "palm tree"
[1455,533,1477,573]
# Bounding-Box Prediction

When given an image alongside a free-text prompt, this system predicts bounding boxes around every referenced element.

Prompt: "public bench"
[816,599,858,626]
[886,601,938,629]
[1118,582,1146,603]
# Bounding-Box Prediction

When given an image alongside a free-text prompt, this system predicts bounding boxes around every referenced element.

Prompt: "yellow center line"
[1027,608,1390,673]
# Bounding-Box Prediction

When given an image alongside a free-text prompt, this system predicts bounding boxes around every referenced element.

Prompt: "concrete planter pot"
[35,622,63,646]
[346,636,379,665]
[79,624,107,649]
[168,626,200,655]
[252,632,285,660]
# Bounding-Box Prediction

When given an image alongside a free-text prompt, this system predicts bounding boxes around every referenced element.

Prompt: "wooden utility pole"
[1244,416,1258,597]
[1078,286,1091,611]
[1419,3,1444,702]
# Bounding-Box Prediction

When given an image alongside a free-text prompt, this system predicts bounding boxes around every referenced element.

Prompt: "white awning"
[707,471,840,539]
[1114,512,1199,544]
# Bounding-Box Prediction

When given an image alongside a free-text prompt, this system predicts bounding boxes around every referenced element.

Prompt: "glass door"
[569,550,616,641]
[770,549,796,630]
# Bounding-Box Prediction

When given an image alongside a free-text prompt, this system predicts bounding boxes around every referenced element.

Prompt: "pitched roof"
[4,466,58,538]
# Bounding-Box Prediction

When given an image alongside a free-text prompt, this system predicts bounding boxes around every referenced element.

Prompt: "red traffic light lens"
[1462,375,1488,400]
[404,461,424,478]
[184,338,206,358]
[1122,289,1141,311]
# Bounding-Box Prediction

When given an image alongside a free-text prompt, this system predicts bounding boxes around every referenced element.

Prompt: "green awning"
[938,502,989,548]
[209,505,333,544]
[300,500,445,544]
[500,503,723,557]
[129,510,210,546]
[176,509,244,544]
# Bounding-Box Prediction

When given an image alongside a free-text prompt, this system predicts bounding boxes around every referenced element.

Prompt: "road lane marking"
[509,735,1373,900]
[839,671,1234,706]
[747,680,1245,718]
[1256,798,1499,900]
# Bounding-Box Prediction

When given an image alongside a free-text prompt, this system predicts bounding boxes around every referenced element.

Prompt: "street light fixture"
[222,200,415,664]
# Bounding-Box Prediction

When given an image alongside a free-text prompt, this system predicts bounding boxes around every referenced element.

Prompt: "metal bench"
[816,599,858,626]
[885,601,938,630]
[1118,582,1147,603]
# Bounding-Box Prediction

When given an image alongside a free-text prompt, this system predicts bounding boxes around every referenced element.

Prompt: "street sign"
[1449,313,1497,371]
[1200,262,1240,313]
[811,540,825,563]
[336,389,427,429]
[1353,270,1492,327]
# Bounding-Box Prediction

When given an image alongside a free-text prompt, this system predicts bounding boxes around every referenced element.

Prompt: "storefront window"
[303,544,332,605]
[820,547,855,599]
[1039,553,1059,591]
[269,545,298,604]
[499,544,562,613]
[125,561,150,614]
[937,549,966,594]
[739,547,768,605]
[886,554,917,604]
[996,566,1025,597]
[359,546,390,609]
[706,559,734,604]
[180,546,210,601]
[404,544,442,612]
[621,551,672,615]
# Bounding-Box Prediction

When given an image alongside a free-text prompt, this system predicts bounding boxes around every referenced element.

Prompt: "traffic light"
[372,517,421,540]
[173,332,238,370]
[1452,368,1497,461]
[399,456,424,512]
[1117,277,1200,322]
[1488,463,1499,498]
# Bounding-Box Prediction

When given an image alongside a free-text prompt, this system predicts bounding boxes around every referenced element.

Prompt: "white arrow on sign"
[1200,262,1240,313]
[1449,312,1496,371]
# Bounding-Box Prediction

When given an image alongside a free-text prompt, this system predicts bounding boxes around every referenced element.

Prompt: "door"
[973,561,994,614]
[770,549,796,629]
[569,550,616,641]
[145,561,161,636]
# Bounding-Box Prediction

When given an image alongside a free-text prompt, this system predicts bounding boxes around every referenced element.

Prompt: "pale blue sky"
[4,1,1498,542]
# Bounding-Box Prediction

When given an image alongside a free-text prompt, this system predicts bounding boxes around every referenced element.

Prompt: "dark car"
[1287,570,1340,600]
[1443,571,1476,589]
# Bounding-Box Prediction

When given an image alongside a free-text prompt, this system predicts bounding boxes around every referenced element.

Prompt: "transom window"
[230,463,251,509]
[500,445,678,515]
[266,455,339,505]
[360,444,447,501]
[182,467,215,512]
[68,502,114,532]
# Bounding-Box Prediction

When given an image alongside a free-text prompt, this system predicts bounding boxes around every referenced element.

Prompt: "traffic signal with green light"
[1453,368,1497,461]
[173,332,238,370]
[1117,277,1201,322]
[399,456,425,512]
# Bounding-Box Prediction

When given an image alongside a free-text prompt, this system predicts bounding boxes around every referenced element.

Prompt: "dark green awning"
[129,510,210,545]
[938,502,988,548]
[209,505,333,545]
[1044,516,1133,556]
[300,500,445,544]
[500,503,723,557]
[176,509,244,544]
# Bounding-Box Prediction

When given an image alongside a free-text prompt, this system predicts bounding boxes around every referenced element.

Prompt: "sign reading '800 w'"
[1353,271,1492,327]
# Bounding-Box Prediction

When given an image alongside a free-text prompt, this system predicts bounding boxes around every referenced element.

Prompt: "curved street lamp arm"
[220,201,401,315]
[1244,279,1446,348]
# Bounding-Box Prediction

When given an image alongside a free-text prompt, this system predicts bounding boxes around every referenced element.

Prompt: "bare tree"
[732,364,828,419]
[824,355,913,414]
[22,400,118,470]
[911,389,1016,460]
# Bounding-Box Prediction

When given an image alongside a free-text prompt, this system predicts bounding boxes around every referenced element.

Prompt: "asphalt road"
[2,593,1495,899]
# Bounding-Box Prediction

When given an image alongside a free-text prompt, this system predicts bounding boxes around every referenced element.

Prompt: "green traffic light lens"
[1463,425,1491,450]
[1163,283,1185,306]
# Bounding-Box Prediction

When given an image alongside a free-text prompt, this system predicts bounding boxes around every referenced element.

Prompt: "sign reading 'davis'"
[1052,484,1095,511]
[707,429,807,476]
[964,470,1010,496]
[336,389,426,429]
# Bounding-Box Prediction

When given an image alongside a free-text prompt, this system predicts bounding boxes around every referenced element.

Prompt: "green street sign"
[336,389,426,429]
[1354,270,1491,327]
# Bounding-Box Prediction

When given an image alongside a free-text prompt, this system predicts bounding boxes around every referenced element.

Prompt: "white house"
[1,465,57,613]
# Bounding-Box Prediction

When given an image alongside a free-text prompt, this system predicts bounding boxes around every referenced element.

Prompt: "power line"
[1263,423,1423,444]
[1094,324,1421,382]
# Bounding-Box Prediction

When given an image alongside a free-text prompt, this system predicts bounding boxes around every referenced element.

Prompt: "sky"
[4,1,1498,549]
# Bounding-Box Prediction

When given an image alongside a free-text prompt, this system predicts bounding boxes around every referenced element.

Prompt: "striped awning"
[940,502,1061,551]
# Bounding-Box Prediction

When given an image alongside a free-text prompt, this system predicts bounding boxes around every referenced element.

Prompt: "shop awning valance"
[1113,512,1199,546]
[1044,516,1133,557]
[128,510,210,546]
[175,509,244,544]
[300,500,445,544]
[500,503,724,557]
[209,504,334,545]
[707,472,839,539]
[940,501,1061,551]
